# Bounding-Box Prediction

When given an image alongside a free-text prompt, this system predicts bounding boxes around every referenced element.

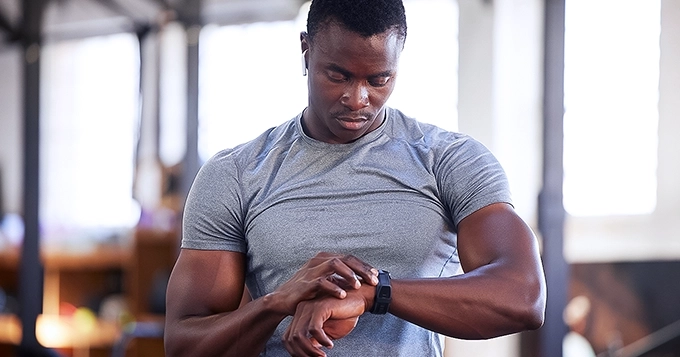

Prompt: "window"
[563,0,660,216]
[199,19,308,160]
[41,33,140,245]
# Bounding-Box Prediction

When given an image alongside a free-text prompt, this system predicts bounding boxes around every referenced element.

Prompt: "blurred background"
[0,0,678,356]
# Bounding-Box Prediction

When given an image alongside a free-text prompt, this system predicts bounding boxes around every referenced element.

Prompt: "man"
[164,0,547,356]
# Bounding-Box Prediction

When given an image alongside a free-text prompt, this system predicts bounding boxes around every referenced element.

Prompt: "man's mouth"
[336,116,369,130]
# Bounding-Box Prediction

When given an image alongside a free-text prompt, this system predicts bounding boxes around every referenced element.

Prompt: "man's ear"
[300,31,310,53]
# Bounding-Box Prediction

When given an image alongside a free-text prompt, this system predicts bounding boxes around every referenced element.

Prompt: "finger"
[303,261,356,293]
[317,277,348,298]
[328,273,357,290]
[285,307,328,357]
[315,257,364,289]
[339,254,379,286]
[286,337,325,357]
[284,321,313,357]
[292,300,334,349]
[308,315,334,349]
[297,274,348,299]
[309,253,378,287]
[287,335,325,357]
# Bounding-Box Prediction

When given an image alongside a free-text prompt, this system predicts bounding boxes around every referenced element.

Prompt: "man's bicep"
[166,249,247,320]
[456,202,538,273]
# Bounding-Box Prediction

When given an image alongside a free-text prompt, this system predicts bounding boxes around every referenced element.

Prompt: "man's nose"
[341,83,370,111]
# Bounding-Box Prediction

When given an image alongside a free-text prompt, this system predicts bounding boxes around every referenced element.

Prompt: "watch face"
[377,286,391,300]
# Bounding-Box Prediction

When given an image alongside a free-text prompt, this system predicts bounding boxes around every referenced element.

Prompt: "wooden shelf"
[0,229,177,356]
[0,245,131,271]
[0,313,120,349]
[45,247,131,271]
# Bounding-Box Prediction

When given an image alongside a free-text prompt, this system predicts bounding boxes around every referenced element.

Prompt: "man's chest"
[243,185,457,292]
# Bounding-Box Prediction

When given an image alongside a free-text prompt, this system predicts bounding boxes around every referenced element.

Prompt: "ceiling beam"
[176,0,202,25]
[91,0,160,40]
[150,0,172,11]
[92,0,140,21]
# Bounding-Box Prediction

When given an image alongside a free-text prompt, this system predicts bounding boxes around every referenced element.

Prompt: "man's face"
[302,23,402,144]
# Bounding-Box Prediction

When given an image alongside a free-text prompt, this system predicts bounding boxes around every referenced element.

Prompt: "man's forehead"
[312,27,401,55]
[312,20,402,44]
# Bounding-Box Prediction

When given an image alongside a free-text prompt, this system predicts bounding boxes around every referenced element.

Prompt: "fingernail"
[371,268,379,276]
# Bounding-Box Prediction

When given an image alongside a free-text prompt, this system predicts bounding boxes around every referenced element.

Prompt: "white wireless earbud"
[301,49,308,76]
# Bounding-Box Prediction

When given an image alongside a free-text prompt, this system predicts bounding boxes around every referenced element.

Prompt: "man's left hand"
[282,285,373,357]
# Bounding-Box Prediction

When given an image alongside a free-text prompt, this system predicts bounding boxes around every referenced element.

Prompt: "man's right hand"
[268,252,379,316]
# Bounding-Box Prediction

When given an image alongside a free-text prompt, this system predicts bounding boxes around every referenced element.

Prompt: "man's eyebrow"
[326,63,393,78]
[370,70,393,78]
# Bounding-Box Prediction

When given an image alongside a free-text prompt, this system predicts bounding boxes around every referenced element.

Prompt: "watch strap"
[370,270,391,314]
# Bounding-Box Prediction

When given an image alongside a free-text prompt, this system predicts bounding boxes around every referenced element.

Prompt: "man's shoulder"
[385,107,470,148]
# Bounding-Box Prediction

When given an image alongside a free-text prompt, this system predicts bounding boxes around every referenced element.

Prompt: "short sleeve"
[181,150,247,253]
[434,135,512,227]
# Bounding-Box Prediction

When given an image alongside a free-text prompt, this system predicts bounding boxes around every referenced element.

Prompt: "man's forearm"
[389,266,545,339]
[165,293,288,357]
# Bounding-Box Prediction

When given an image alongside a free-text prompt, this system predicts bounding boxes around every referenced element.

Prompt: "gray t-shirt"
[182,107,512,356]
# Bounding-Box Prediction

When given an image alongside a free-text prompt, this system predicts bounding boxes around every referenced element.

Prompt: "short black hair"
[306,0,407,42]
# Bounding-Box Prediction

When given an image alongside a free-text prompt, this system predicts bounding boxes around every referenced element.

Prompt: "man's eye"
[327,72,348,82]
[369,77,391,87]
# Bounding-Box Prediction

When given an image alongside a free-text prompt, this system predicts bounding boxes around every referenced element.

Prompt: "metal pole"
[18,0,49,355]
[177,0,203,208]
[538,0,569,356]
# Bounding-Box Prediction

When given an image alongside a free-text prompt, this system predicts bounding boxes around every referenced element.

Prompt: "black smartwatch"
[370,270,392,314]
